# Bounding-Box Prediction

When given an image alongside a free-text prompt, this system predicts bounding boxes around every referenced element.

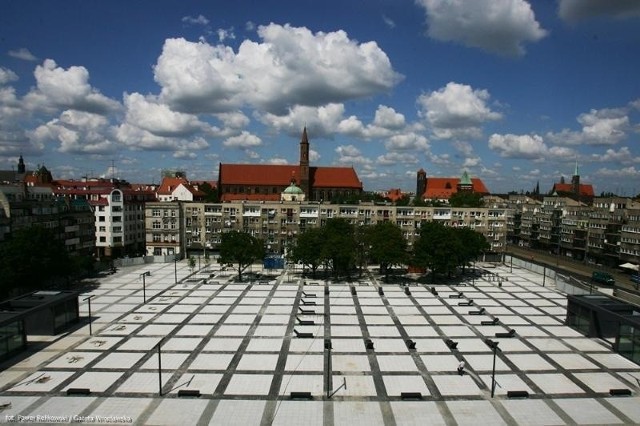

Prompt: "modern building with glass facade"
[566,294,640,365]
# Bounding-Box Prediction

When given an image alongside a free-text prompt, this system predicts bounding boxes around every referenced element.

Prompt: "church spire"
[299,127,310,199]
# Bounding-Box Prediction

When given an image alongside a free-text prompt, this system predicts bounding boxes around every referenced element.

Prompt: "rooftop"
[0,262,639,424]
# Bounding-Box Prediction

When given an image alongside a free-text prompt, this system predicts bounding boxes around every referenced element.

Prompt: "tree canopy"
[0,226,74,298]
[364,221,408,281]
[218,231,264,282]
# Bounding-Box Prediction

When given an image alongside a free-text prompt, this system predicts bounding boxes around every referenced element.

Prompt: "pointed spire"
[301,126,308,144]
[574,158,579,177]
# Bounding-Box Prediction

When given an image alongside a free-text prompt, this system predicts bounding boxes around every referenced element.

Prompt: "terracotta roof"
[219,163,362,194]
[552,183,595,197]
[310,167,362,189]
[157,177,188,195]
[422,177,489,199]
[385,188,404,202]
[219,164,299,186]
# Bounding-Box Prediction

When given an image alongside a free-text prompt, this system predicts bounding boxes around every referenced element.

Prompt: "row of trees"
[0,226,95,299]
[219,219,489,282]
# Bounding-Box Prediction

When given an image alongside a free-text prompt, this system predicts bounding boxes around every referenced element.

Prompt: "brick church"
[217,128,363,202]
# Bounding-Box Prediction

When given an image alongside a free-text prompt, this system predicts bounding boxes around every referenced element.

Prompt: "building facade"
[218,128,363,202]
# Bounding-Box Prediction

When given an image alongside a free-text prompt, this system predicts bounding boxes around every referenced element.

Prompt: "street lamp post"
[484,338,500,398]
[140,271,151,303]
[174,253,178,284]
[82,295,94,336]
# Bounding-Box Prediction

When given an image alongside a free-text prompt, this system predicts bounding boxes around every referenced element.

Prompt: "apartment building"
[144,200,510,257]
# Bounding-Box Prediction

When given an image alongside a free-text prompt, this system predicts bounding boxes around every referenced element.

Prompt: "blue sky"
[1,0,639,195]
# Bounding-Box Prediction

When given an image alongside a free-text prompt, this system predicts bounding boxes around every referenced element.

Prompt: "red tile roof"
[219,164,299,185]
[218,164,362,189]
[422,177,489,199]
[157,177,188,195]
[552,183,594,197]
[385,188,404,202]
[310,167,362,189]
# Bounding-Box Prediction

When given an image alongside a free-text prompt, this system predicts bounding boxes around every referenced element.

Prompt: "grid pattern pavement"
[1,261,639,425]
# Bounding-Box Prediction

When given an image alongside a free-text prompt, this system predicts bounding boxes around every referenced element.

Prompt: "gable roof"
[422,177,489,199]
[218,164,362,189]
[310,167,362,189]
[157,177,205,197]
[219,164,299,186]
[552,183,594,197]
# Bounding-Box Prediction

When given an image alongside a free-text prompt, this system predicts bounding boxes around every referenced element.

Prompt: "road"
[505,245,639,292]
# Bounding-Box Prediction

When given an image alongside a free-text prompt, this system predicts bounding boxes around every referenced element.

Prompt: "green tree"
[449,192,484,207]
[452,227,489,272]
[365,221,408,282]
[321,218,356,277]
[199,182,219,202]
[0,226,73,298]
[412,221,461,280]
[218,231,264,282]
[288,227,325,278]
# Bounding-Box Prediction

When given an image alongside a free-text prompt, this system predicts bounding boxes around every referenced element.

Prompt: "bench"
[405,339,416,350]
[299,307,315,315]
[430,287,438,296]
[302,300,316,306]
[378,287,385,296]
[468,308,486,315]
[481,318,500,326]
[324,339,332,350]
[324,287,330,295]
[400,392,422,400]
[458,300,474,306]
[507,390,529,399]
[296,316,315,326]
[495,329,516,338]
[445,339,458,350]
[404,287,411,296]
[177,389,201,398]
[302,291,316,298]
[364,338,374,350]
[609,388,632,396]
[66,388,91,395]
[448,292,463,299]
[290,391,313,400]
[294,329,314,339]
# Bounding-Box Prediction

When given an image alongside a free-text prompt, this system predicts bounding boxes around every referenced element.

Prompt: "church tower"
[299,127,310,198]
[571,159,580,197]
[416,169,426,200]
[17,155,25,174]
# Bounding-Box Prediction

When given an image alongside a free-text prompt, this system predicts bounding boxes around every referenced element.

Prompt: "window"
[99,236,106,242]
[152,209,161,217]
[98,216,105,222]
[99,226,106,232]
[153,221,161,229]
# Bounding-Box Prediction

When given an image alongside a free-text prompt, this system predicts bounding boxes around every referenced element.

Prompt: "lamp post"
[174,252,178,284]
[484,338,500,398]
[140,271,151,303]
[83,295,94,336]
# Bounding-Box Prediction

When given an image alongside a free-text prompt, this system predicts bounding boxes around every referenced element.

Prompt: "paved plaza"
[1,260,640,425]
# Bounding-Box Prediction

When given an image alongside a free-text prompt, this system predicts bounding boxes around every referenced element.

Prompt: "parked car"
[592,271,615,286]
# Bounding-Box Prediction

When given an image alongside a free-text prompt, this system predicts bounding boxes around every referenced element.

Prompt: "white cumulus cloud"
[24,59,120,115]
[418,82,502,140]
[154,24,402,114]
[559,0,640,23]
[415,0,547,56]
[547,107,629,146]
[8,48,38,61]
[488,133,575,160]
[0,67,18,85]
[223,131,262,148]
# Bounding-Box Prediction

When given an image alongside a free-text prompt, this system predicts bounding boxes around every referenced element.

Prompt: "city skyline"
[1,0,639,195]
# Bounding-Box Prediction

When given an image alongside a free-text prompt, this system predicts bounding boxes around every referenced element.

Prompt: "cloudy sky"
[1,0,639,195]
